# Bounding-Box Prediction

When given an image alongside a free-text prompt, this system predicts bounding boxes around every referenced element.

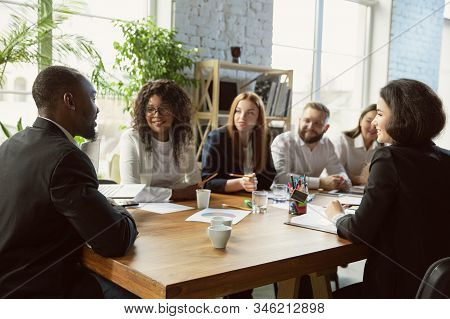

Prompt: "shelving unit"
[192,59,293,160]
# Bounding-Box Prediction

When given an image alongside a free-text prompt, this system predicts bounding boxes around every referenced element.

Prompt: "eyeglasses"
[146,106,171,116]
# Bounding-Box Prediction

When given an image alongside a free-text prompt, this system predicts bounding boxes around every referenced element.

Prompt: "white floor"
[252,260,366,299]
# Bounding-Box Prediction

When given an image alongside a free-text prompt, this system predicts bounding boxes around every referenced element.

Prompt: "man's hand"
[319,175,345,190]
[240,173,258,192]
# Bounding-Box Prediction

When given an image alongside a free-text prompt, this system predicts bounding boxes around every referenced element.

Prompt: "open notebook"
[286,204,355,234]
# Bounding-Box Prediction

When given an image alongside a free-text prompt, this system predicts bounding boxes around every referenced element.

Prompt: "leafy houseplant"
[0,118,23,139]
[0,1,106,139]
[94,17,198,112]
[0,1,104,85]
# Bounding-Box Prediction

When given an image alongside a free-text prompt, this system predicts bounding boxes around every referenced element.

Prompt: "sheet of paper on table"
[339,196,362,206]
[186,208,250,225]
[139,202,194,214]
[270,202,289,210]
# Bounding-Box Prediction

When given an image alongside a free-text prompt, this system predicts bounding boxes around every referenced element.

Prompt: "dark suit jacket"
[201,126,276,193]
[0,118,138,298]
[336,144,450,298]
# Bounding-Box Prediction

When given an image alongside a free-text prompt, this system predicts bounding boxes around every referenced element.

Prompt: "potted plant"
[0,1,106,139]
[92,17,198,113]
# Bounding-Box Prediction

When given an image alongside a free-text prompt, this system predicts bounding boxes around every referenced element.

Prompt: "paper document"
[139,203,194,214]
[314,193,362,206]
[186,208,250,225]
[286,204,355,234]
[339,196,362,206]
[270,202,289,210]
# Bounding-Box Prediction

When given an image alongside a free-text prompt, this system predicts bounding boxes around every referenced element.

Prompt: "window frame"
[272,0,377,108]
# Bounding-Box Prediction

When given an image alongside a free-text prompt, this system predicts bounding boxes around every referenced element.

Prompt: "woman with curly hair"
[120,80,200,201]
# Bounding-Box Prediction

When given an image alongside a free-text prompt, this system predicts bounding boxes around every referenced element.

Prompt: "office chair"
[416,257,450,298]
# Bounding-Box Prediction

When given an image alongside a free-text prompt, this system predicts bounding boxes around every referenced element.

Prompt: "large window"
[53,1,149,177]
[272,0,373,138]
[0,0,151,178]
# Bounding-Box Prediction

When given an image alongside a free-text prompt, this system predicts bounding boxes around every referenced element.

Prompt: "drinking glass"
[271,184,288,202]
[252,190,268,214]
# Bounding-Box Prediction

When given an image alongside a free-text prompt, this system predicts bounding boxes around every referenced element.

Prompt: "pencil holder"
[289,200,307,215]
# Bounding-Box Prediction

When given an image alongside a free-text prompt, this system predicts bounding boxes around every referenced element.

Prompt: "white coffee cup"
[207,225,232,249]
[210,216,233,227]
[196,189,211,209]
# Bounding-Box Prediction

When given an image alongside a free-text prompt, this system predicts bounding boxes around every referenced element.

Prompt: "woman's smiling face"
[372,97,393,144]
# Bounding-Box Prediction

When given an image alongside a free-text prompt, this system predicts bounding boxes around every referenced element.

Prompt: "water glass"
[272,184,288,202]
[252,190,268,214]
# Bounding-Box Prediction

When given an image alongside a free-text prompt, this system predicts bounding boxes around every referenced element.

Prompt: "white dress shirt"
[271,131,350,189]
[119,129,200,202]
[334,133,377,179]
[39,116,77,146]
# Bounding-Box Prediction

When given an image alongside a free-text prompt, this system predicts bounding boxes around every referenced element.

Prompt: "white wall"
[437,18,450,149]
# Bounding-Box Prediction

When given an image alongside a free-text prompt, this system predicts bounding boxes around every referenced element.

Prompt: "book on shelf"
[266,82,278,116]
[268,81,282,116]
[254,74,280,114]
[273,82,289,117]
[237,72,291,118]
[284,88,292,117]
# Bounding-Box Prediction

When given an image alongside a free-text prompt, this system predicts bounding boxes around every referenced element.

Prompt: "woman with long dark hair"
[334,104,379,185]
[326,79,450,298]
[201,91,276,193]
[120,80,200,201]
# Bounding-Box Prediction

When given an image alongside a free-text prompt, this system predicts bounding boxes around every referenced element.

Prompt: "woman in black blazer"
[326,79,450,298]
[201,92,276,193]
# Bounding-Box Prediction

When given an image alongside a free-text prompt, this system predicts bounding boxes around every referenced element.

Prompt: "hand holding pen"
[229,173,258,192]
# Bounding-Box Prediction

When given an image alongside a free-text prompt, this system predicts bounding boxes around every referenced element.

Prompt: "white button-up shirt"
[119,128,200,202]
[39,116,77,146]
[334,133,378,179]
[271,131,350,189]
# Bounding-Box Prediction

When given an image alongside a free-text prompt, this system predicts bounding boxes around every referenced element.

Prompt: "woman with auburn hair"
[201,91,276,194]
[334,104,379,185]
[326,79,450,298]
[120,79,200,202]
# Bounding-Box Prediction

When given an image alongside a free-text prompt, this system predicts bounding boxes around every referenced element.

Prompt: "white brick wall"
[174,0,274,67]
[388,0,445,90]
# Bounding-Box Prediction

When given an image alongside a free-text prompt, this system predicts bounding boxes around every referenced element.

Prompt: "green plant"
[0,117,23,138]
[0,0,105,85]
[93,17,198,112]
[74,135,86,146]
[0,1,108,141]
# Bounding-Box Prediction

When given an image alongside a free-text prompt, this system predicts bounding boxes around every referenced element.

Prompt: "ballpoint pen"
[200,172,218,186]
[221,203,252,211]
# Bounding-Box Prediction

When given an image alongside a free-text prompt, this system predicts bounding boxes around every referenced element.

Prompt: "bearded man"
[271,102,350,191]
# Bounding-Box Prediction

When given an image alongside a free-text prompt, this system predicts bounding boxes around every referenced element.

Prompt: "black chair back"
[416,257,450,298]
[98,179,117,184]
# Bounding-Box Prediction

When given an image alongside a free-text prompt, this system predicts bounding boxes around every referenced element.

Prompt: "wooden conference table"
[82,193,368,298]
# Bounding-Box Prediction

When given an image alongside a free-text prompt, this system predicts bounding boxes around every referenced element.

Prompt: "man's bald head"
[32,66,84,111]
